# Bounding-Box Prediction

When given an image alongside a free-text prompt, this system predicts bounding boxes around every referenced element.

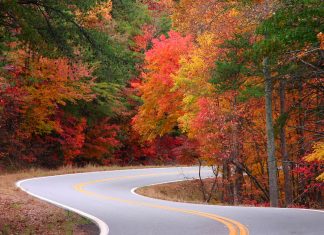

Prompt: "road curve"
[17,167,324,235]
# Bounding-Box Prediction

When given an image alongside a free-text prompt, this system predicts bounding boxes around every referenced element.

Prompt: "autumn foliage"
[0,0,323,208]
[133,31,192,140]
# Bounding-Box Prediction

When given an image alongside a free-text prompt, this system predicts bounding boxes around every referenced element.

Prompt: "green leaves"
[211,61,246,91]
[210,34,252,93]
[256,0,323,57]
[111,0,150,37]
[238,84,264,102]
[92,82,123,115]
[1,0,84,57]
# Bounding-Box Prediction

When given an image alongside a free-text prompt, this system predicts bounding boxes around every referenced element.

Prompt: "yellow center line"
[73,171,249,235]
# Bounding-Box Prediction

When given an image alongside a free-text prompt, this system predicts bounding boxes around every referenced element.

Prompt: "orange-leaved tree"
[133,31,193,141]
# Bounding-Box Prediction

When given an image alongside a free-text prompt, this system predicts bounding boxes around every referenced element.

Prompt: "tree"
[133,31,192,140]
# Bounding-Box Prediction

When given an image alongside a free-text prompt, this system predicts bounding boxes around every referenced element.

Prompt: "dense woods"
[0,0,323,208]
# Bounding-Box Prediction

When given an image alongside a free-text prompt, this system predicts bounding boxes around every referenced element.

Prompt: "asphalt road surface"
[17,167,324,235]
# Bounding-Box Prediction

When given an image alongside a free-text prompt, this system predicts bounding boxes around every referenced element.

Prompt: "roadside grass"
[0,164,162,235]
[136,178,222,205]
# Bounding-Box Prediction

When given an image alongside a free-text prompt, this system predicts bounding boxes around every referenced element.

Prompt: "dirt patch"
[0,165,163,235]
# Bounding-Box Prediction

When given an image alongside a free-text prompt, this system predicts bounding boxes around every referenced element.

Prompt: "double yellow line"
[74,171,249,235]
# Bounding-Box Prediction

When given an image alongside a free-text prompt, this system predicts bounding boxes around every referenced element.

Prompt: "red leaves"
[82,119,120,161]
[133,25,156,52]
[191,97,236,161]
[0,49,95,166]
[57,116,87,165]
[145,31,192,85]
[52,115,122,165]
[294,160,323,188]
[137,135,197,165]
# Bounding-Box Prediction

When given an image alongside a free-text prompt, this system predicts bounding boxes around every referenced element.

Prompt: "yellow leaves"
[183,94,197,106]
[134,82,184,141]
[229,8,239,17]
[316,173,324,182]
[174,33,216,94]
[172,32,219,134]
[305,142,324,162]
[177,113,196,135]
[196,32,214,47]
[75,1,112,30]
[305,142,324,182]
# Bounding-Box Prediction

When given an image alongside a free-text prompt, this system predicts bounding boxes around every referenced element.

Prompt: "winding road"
[17,167,324,235]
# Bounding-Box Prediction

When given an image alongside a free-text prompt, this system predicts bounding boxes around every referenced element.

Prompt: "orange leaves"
[24,57,93,134]
[133,31,193,140]
[145,31,192,85]
[318,32,324,50]
[168,1,248,138]
[75,1,112,30]
[5,49,94,134]
[172,0,241,40]
[133,25,156,52]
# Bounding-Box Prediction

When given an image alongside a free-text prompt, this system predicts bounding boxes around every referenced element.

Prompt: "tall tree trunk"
[231,95,242,205]
[221,163,227,202]
[263,56,279,207]
[222,162,230,203]
[297,78,305,157]
[233,165,243,205]
[232,95,243,205]
[279,79,293,206]
[206,166,219,203]
[297,77,306,202]
[232,160,270,201]
[198,159,207,202]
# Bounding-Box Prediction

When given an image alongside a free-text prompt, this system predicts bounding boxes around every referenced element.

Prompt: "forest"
[0,0,323,208]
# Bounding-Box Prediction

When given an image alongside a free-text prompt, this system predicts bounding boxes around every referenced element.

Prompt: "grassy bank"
[136,178,218,204]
